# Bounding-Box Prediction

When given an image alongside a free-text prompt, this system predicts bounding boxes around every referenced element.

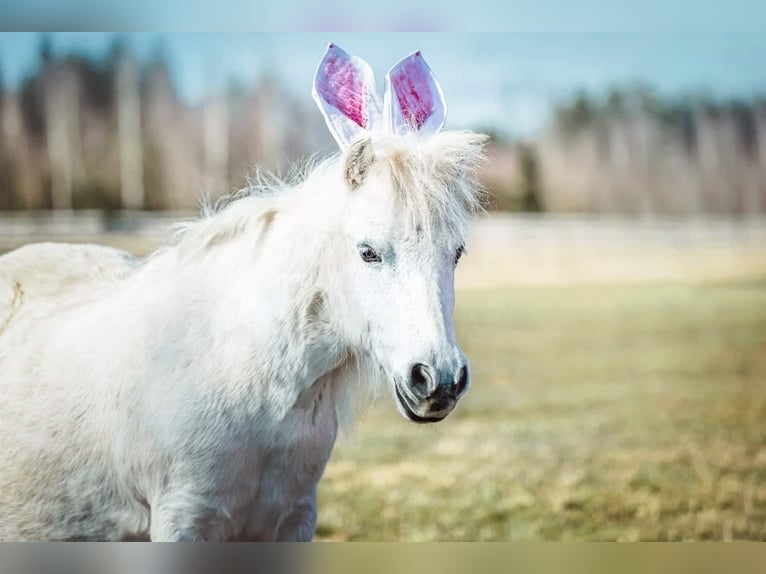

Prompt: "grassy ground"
[316,280,766,540]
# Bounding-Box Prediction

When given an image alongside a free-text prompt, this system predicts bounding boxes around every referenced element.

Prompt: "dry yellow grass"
[316,281,766,540]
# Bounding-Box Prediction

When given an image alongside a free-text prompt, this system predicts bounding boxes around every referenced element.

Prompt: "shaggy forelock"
[370,131,489,237]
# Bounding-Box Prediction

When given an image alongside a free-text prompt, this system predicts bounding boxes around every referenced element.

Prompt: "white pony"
[0,44,486,541]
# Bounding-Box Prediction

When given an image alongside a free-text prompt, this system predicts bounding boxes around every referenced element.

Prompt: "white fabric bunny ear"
[384,51,447,136]
[312,43,382,151]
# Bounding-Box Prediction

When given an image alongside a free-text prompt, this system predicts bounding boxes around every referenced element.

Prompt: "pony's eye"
[359,244,382,263]
[455,245,465,265]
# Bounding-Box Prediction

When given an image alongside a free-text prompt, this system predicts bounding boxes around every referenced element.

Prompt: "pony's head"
[311,43,486,422]
[324,132,486,423]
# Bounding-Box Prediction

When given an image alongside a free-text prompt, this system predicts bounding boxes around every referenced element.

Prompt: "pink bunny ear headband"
[312,43,447,151]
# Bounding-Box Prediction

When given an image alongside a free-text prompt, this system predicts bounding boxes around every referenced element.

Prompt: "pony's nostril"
[454,365,469,396]
[409,363,433,398]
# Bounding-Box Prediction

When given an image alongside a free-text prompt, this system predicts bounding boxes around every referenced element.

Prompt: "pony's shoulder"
[0,243,139,333]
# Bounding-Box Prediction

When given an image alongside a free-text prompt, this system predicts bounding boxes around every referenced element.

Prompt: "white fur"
[0,131,486,541]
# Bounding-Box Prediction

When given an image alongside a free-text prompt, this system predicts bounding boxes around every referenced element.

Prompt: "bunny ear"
[384,51,447,136]
[312,43,382,151]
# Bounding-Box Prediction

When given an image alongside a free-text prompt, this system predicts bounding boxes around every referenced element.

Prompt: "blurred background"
[0,32,764,540]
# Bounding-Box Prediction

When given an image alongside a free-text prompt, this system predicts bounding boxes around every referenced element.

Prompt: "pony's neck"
[142,171,350,421]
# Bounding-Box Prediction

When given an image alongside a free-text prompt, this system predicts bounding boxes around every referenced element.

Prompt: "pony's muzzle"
[396,361,470,423]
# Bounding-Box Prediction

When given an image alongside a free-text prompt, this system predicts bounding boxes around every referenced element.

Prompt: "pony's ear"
[344,138,375,190]
[313,43,382,151]
[384,51,447,136]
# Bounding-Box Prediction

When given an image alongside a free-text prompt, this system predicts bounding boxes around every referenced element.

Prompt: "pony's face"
[331,139,470,423]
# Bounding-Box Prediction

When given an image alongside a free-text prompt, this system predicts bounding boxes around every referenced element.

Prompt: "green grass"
[316,280,766,540]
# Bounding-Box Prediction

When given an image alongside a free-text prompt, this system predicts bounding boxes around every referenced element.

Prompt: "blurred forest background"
[2,35,766,216]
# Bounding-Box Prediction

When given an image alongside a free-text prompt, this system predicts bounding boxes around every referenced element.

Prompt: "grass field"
[316,280,766,540]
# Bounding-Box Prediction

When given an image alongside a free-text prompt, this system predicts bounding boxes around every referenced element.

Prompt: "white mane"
[169,131,488,258]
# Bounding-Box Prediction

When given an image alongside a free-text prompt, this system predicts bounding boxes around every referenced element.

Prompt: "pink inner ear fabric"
[390,54,434,130]
[316,50,369,129]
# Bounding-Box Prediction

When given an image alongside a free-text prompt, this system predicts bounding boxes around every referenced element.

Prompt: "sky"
[1,32,765,137]
[2,0,766,32]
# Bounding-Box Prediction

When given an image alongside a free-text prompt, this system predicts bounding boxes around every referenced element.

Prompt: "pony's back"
[0,243,138,336]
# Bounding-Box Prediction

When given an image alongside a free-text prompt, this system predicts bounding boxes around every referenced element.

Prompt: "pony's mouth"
[394,383,447,424]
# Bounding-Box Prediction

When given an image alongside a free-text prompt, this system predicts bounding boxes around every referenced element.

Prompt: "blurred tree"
[43,53,82,210]
[517,143,543,212]
[38,34,53,65]
[203,88,229,199]
[0,57,13,210]
[143,47,182,210]
[116,47,144,209]
[555,90,594,136]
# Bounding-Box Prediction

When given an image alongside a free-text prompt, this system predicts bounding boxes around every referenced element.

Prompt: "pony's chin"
[394,384,448,424]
